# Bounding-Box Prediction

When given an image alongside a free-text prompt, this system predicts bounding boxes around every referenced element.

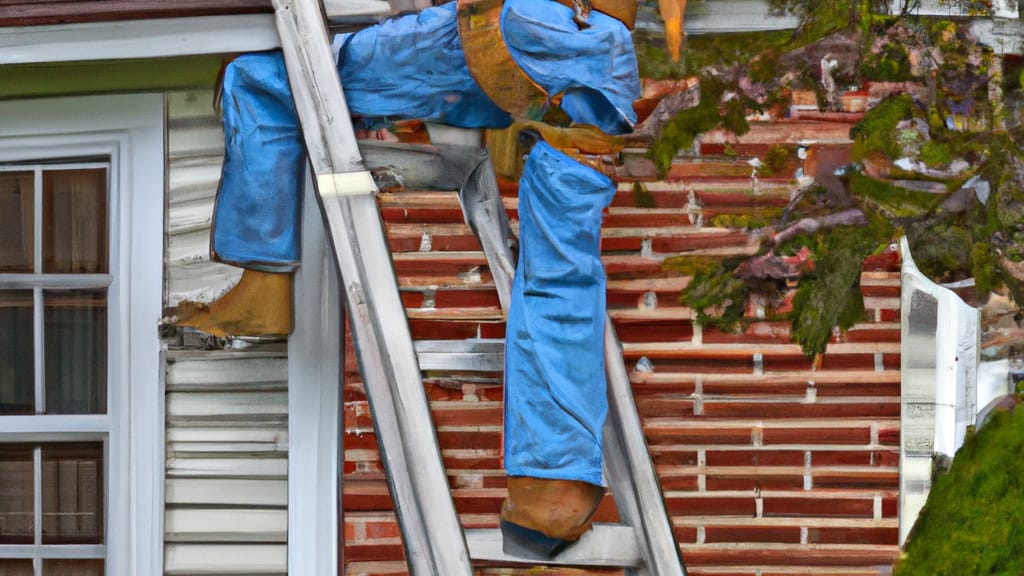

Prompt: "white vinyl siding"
[163,90,289,576]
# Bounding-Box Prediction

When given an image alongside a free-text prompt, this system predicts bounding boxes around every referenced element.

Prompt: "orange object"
[658,0,687,62]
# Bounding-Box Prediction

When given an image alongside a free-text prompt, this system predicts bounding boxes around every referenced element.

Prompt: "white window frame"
[0,94,165,576]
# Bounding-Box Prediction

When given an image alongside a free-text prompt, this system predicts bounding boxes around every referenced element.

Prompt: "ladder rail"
[271,2,474,575]
[603,317,688,576]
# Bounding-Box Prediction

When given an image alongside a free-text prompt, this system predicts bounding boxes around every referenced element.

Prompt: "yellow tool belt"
[456,0,635,116]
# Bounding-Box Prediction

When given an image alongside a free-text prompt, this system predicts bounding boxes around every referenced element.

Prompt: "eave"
[0,0,392,65]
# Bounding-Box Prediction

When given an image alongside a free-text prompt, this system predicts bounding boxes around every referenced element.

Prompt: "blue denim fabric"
[503,142,615,486]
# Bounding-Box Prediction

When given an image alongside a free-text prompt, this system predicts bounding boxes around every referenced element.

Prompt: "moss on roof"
[894,402,1024,576]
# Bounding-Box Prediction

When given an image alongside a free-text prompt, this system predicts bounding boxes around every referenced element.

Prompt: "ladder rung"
[466,523,642,567]
[415,339,504,372]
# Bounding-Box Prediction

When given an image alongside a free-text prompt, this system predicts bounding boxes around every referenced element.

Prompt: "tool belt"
[456,0,636,117]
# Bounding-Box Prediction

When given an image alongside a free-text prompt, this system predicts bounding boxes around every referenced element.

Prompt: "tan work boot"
[171,269,293,339]
[500,476,605,558]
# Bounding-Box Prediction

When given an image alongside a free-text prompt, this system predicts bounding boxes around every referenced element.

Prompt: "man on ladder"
[174,0,642,560]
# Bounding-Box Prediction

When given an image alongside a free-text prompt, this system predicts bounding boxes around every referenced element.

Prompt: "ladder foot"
[499,519,575,559]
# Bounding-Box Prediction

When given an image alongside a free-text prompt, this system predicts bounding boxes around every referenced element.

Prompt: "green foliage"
[661,256,721,277]
[909,225,973,282]
[758,145,793,177]
[848,172,943,217]
[709,214,772,230]
[680,261,749,332]
[893,406,1024,576]
[648,77,750,178]
[860,42,913,82]
[767,0,862,44]
[789,228,877,357]
[971,242,1001,296]
[631,182,658,208]
[851,94,916,161]
[683,31,794,75]
[919,140,955,168]
[635,38,686,80]
[789,215,893,357]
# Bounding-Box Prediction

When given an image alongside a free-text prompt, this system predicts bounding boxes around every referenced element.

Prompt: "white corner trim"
[0,94,166,576]
[288,174,341,576]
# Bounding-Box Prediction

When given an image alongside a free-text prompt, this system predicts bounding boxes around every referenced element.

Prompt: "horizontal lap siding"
[346,139,901,575]
[164,90,287,576]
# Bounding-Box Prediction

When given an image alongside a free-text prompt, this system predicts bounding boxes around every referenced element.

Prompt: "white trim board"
[0,15,280,65]
[0,0,392,66]
[288,173,342,575]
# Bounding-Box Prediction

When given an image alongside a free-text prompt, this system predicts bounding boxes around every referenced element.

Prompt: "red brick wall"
[343,151,901,576]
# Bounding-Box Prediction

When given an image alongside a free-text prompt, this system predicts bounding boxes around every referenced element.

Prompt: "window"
[0,163,111,575]
[0,95,164,576]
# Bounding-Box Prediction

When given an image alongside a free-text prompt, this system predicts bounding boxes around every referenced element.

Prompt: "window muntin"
[0,163,111,574]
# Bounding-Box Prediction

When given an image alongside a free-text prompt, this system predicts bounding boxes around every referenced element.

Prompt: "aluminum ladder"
[270,1,687,574]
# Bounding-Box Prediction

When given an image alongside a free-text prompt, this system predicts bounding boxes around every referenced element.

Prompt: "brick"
[658,475,700,491]
[667,496,757,516]
[650,231,751,253]
[615,321,695,343]
[811,450,871,467]
[871,449,900,467]
[650,449,700,466]
[601,236,644,251]
[702,401,898,420]
[433,289,501,308]
[813,470,898,490]
[762,427,871,446]
[407,319,479,340]
[704,525,802,544]
[344,539,405,562]
[807,526,899,546]
[706,450,805,467]
[876,425,900,446]
[645,426,753,445]
[681,545,898,567]
[762,497,873,518]
[344,561,408,576]
[702,322,792,345]
[637,397,695,418]
[436,429,501,450]
[706,474,804,491]
[477,322,507,339]
[673,525,699,543]
[882,496,898,518]
[429,403,502,427]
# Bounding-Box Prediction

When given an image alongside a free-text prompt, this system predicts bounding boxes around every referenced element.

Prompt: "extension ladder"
[270,1,688,574]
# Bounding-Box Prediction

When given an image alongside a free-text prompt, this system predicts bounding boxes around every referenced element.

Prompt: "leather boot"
[170,269,293,339]
[500,476,605,557]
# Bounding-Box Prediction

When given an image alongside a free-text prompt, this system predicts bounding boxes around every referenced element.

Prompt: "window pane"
[0,445,33,544]
[43,560,103,576]
[0,560,33,576]
[42,443,103,545]
[44,290,106,415]
[0,171,34,273]
[43,169,107,274]
[0,291,34,415]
